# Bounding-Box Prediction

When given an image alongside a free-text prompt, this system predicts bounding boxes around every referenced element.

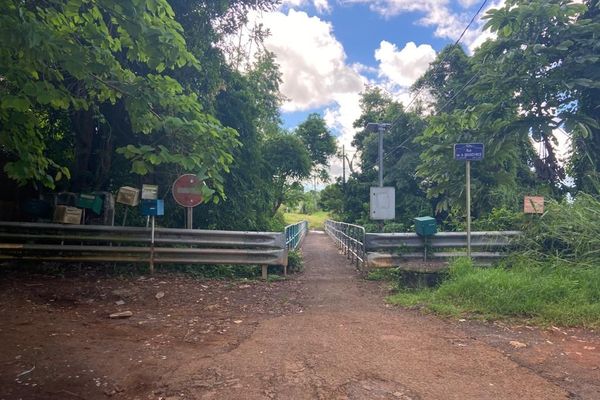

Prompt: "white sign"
[370,187,395,220]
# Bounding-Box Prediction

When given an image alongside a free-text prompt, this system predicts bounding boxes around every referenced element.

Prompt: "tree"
[263,133,312,215]
[295,113,337,169]
[0,0,238,197]
[319,182,344,216]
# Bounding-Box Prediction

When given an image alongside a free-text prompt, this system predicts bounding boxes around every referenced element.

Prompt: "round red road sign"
[172,174,205,207]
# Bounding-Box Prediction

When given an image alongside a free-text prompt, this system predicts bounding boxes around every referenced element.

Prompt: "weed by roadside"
[387,257,600,327]
[386,194,600,328]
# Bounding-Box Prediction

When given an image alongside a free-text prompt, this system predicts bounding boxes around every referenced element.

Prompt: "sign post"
[454,143,484,259]
[172,174,205,229]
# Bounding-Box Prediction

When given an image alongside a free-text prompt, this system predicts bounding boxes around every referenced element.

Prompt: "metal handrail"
[324,220,366,269]
[285,220,308,251]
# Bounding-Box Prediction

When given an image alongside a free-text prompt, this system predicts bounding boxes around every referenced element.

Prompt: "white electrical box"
[370,187,395,220]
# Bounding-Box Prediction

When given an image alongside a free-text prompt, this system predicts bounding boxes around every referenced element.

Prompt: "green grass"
[387,257,600,327]
[284,211,330,230]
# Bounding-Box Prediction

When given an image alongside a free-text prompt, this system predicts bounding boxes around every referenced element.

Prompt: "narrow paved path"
[167,231,568,399]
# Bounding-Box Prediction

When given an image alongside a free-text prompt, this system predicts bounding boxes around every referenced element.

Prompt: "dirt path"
[1,231,598,399]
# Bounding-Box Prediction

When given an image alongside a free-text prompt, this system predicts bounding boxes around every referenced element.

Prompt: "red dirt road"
[0,231,598,399]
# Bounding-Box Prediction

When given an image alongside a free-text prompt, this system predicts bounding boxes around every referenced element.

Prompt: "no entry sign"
[172,174,205,207]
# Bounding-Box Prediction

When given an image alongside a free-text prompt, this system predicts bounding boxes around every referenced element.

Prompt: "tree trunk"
[71,109,95,192]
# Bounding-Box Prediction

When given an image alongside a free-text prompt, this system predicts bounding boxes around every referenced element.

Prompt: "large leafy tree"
[0,0,238,197]
[412,0,600,219]
[295,113,336,169]
[263,132,312,215]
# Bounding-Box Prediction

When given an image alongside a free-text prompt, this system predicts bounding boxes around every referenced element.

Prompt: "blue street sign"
[454,143,484,161]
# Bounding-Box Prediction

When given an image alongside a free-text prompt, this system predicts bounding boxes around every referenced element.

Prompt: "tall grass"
[387,193,600,327]
[519,193,600,267]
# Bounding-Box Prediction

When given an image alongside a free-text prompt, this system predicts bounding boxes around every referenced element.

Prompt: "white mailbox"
[370,187,395,220]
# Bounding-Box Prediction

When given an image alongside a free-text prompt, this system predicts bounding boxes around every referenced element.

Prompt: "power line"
[400,0,489,114]
[356,0,490,178]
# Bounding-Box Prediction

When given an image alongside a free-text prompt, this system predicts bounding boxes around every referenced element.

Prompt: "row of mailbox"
[23,185,165,225]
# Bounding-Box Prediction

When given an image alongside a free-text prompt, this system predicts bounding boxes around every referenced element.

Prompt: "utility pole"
[378,125,384,187]
[366,123,391,187]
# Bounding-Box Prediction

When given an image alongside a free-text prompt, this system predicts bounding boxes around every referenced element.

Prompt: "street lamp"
[366,122,391,187]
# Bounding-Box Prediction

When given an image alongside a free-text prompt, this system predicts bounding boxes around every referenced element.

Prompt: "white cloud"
[324,92,363,150]
[281,0,331,13]
[344,0,504,52]
[458,0,482,7]
[375,41,437,87]
[255,10,364,112]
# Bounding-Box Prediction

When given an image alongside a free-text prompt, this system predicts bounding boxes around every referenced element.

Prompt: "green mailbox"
[414,216,437,236]
[76,194,103,215]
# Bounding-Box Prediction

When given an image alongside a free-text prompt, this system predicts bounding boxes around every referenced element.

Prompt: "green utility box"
[76,194,103,215]
[414,216,437,236]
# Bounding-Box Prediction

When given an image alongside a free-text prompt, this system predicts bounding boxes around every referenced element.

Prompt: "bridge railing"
[285,220,308,251]
[324,219,521,268]
[324,220,366,269]
[365,231,521,267]
[0,221,290,278]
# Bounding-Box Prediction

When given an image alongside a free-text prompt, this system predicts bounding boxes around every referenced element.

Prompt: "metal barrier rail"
[0,222,287,277]
[324,220,366,269]
[365,231,521,267]
[285,220,308,251]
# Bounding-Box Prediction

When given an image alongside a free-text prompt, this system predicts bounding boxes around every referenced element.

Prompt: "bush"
[268,211,287,232]
[287,250,304,273]
[383,222,406,233]
[471,207,524,231]
[519,193,600,266]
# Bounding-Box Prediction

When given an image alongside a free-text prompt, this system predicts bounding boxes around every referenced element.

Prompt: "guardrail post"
[262,265,268,280]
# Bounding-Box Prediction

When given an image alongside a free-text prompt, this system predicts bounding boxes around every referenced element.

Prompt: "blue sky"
[241,0,505,176]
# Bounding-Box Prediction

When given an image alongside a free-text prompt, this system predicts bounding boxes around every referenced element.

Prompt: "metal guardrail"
[0,222,288,277]
[365,231,521,267]
[285,220,308,251]
[324,220,366,269]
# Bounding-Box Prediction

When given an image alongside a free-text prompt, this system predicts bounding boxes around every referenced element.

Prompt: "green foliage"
[263,132,312,215]
[287,250,304,273]
[387,193,600,327]
[295,113,337,168]
[388,257,600,327]
[471,207,525,231]
[0,0,238,193]
[318,182,344,217]
[518,193,600,266]
[268,211,287,232]
[366,268,400,281]
[342,87,432,227]
[382,222,407,233]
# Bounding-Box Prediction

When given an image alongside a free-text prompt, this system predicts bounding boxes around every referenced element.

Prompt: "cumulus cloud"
[255,9,364,112]
[324,92,363,149]
[345,0,503,52]
[375,41,437,87]
[281,0,331,13]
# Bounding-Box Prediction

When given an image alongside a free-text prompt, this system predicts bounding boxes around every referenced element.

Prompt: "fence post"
[262,265,268,280]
